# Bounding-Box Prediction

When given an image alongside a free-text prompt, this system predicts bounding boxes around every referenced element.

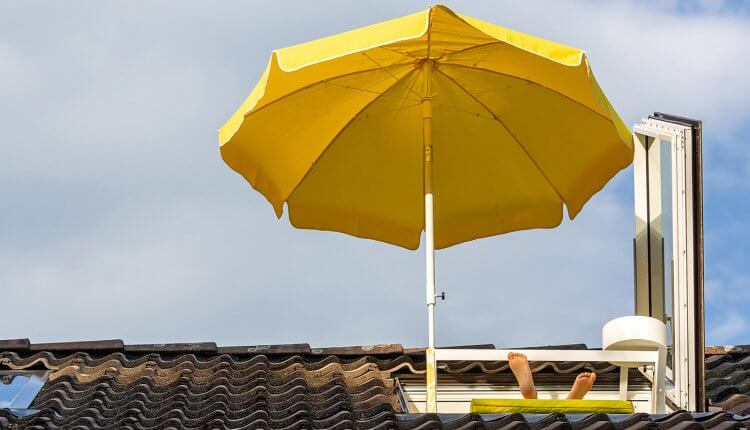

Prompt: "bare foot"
[508,352,537,399]
[567,372,597,399]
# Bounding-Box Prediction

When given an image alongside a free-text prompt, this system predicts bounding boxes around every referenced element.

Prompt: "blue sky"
[1,0,748,348]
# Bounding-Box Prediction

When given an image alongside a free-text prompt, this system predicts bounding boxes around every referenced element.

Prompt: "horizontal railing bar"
[434,349,658,366]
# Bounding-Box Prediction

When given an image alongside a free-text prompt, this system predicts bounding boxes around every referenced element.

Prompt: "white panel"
[633,133,651,316]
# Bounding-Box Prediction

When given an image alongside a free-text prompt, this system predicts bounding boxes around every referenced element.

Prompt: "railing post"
[652,347,667,413]
[619,367,629,401]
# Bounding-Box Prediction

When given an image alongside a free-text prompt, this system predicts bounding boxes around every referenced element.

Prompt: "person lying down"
[508,352,597,399]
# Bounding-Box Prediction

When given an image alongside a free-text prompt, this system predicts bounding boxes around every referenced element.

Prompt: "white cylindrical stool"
[603,315,667,353]
[602,316,667,413]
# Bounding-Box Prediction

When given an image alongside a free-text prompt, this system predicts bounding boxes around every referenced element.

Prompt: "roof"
[705,346,750,415]
[1,339,749,429]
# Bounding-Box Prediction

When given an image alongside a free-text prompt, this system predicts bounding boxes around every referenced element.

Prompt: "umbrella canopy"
[219,4,633,412]
[220,4,632,250]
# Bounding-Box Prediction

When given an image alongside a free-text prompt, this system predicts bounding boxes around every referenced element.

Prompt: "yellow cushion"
[470,399,635,414]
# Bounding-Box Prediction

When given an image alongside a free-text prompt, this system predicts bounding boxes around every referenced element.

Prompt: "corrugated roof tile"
[2,340,750,429]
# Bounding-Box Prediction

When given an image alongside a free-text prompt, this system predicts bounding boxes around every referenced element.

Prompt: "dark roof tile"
[124,342,218,353]
[714,394,750,415]
[705,354,730,369]
[311,344,404,356]
[735,356,750,370]
[707,385,740,403]
[28,339,124,352]
[217,343,312,355]
[0,338,29,351]
[705,361,739,379]
[706,353,750,406]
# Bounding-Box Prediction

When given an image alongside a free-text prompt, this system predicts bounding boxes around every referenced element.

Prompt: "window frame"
[632,113,705,412]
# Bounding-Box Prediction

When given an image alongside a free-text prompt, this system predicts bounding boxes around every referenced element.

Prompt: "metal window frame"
[632,113,705,412]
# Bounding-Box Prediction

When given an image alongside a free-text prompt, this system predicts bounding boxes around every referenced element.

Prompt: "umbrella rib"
[440,62,612,122]
[431,98,494,120]
[362,51,423,100]
[378,45,420,61]
[360,102,423,118]
[435,41,504,61]
[283,68,418,204]
[434,67,567,205]
[323,79,420,102]
[242,63,413,120]
[392,70,418,120]
[426,6,435,60]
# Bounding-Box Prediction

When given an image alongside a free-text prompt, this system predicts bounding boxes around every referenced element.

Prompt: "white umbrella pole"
[422,60,438,414]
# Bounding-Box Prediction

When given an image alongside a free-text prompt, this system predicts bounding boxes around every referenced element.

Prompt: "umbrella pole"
[423,60,438,414]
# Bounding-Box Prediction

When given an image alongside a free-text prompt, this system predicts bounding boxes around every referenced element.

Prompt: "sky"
[1,0,748,349]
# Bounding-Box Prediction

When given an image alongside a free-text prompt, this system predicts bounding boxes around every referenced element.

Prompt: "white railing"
[433,348,667,414]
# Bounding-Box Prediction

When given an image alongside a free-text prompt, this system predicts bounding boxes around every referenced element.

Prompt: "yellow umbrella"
[219,4,632,411]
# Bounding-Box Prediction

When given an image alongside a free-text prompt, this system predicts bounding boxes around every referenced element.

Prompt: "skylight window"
[0,371,48,409]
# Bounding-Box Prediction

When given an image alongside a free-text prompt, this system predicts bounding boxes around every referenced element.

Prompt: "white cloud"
[447,0,750,131]
[705,264,750,345]
[0,187,632,348]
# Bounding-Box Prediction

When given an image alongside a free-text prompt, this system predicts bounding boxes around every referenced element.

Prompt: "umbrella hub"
[414,57,432,70]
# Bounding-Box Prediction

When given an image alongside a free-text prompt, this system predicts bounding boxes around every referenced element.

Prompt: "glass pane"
[658,137,675,370]
[0,371,48,409]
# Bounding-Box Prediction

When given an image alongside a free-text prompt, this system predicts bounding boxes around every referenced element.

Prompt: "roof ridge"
[5,338,750,357]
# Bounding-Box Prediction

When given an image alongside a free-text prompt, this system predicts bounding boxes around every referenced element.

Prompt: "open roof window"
[0,370,48,410]
[632,113,705,411]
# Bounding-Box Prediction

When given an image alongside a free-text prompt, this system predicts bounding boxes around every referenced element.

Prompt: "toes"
[575,372,596,384]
